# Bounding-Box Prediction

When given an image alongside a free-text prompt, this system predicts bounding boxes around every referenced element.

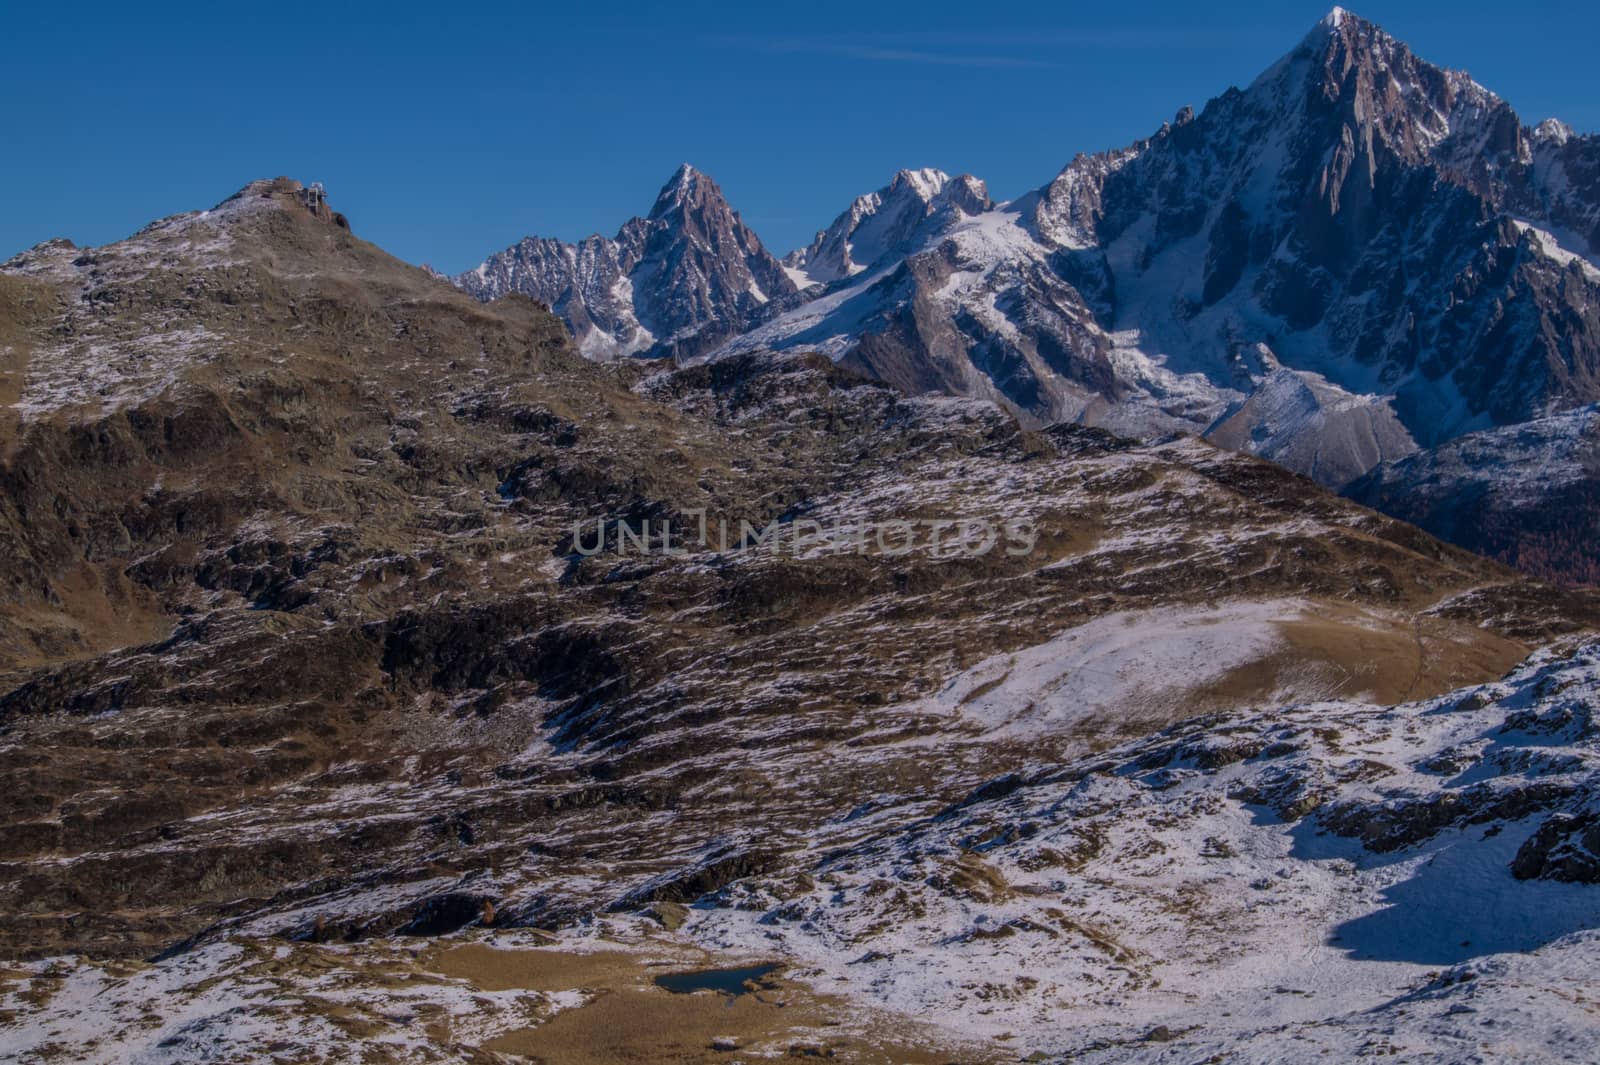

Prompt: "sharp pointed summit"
[457,165,794,359]
[649,163,712,218]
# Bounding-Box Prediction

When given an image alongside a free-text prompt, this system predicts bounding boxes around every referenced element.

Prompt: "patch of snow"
[1513,219,1600,281]
[922,600,1303,737]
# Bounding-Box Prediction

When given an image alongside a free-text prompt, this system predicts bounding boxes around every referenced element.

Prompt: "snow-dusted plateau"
[4,8,1600,1065]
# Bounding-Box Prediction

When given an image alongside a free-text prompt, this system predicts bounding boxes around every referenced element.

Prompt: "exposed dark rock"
[1512,811,1600,883]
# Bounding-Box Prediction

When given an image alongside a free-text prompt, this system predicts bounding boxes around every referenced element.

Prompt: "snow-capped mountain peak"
[887,166,949,201]
[647,162,717,221]
[455,165,795,359]
[783,166,993,287]
[1535,117,1576,146]
[663,160,701,191]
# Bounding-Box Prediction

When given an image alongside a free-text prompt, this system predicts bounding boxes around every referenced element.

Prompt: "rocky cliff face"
[454,165,796,359]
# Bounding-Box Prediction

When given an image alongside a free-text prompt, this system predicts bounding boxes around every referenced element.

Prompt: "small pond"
[653,963,779,996]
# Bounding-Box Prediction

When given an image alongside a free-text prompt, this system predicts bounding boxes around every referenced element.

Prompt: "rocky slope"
[2,178,1600,1060]
[13,637,1600,1063]
[454,165,797,360]
[684,635,1600,1063]
[1347,404,1600,585]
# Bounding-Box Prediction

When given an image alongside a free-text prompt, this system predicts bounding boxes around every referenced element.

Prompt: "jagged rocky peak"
[626,162,798,350]
[936,172,993,215]
[1270,5,1523,184]
[639,163,788,279]
[1032,4,1514,229]
[647,163,728,222]
[454,163,794,360]
[1535,117,1576,146]
[891,165,948,198]
[1243,10,1487,236]
[785,166,994,286]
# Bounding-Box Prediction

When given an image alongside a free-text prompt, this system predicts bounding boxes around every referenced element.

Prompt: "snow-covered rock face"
[1205,366,1418,489]
[721,202,1131,434]
[455,165,797,360]
[782,168,993,286]
[685,638,1600,1062]
[1033,8,1600,451]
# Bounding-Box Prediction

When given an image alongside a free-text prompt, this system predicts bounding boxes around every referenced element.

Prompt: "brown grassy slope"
[0,179,1596,961]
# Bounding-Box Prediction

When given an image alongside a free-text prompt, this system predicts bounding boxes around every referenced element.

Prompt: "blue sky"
[4,1,1597,273]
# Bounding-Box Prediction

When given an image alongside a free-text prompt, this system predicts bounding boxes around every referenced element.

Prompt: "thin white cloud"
[715,23,1277,67]
[723,36,1057,69]
[846,25,1277,49]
